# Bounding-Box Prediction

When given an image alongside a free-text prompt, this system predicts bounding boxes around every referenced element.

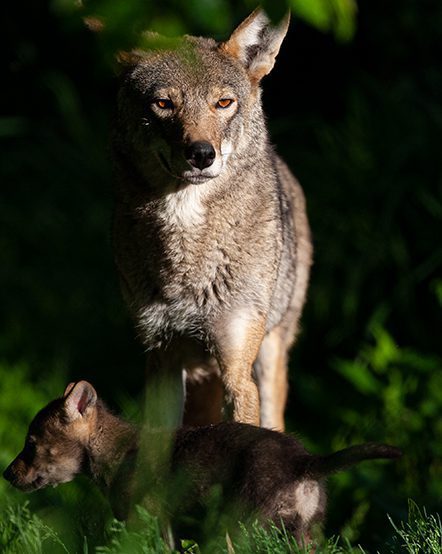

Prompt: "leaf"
[333,359,381,395]
[289,0,357,42]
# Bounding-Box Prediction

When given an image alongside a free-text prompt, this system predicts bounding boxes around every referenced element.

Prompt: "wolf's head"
[3,381,97,491]
[114,9,289,189]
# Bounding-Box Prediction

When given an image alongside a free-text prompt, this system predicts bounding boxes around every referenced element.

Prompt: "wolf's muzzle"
[185,141,216,170]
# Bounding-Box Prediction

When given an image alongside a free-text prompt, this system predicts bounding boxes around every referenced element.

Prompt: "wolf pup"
[4,381,401,544]
[112,9,313,430]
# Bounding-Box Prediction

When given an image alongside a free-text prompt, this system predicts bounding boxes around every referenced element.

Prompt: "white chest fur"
[160,183,208,229]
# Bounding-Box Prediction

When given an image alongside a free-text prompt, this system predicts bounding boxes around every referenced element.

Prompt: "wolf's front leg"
[214,310,266,426]
[254,325,290,431]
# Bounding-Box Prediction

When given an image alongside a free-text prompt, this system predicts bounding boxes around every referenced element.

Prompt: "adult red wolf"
[112,9,313,430]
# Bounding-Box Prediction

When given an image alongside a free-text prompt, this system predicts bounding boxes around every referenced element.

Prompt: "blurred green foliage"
[1,0,441,550]
[288,0,357,42]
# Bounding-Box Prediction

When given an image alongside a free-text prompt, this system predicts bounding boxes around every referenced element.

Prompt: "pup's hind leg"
[255,326,289,431]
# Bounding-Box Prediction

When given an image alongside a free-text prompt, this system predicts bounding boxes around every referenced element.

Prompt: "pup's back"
[172,423,401,542]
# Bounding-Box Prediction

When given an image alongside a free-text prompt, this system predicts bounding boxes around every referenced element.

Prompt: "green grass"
[387,501,442,554]
[0,503,70,554]
[0,500,440,554]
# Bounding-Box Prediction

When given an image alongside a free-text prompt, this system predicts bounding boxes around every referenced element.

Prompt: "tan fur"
[112,9,313,429]
[255,327,288,430]
[221,10,290,83]
[214,310,266,425]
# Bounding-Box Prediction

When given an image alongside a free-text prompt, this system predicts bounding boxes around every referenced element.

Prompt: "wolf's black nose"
[185,141,216,170]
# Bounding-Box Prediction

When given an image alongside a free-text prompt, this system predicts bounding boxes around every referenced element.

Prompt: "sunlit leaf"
[289,0,357,41]
[333,359,381,395]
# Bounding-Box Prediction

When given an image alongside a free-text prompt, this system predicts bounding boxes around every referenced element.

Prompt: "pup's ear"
[221,8,290,84]
[63,382,76,397]
[64,381,97,420]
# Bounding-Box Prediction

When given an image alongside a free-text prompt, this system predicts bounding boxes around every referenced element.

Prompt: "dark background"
[1,0,441,549]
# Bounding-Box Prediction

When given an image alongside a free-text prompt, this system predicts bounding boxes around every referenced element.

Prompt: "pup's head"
[114,9,289,187]
[3,381,98,492]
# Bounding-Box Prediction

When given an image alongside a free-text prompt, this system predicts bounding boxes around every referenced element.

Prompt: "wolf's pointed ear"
[221,8,290,84]
[64,381,97,420]
[116,31,169,66]
[116,49,146,66]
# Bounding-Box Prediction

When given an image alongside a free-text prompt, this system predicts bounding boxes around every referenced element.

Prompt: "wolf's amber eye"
[154,99,174,110]
[216,98,234,109]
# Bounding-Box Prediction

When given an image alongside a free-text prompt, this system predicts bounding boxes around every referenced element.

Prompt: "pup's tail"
[306,443,402,478]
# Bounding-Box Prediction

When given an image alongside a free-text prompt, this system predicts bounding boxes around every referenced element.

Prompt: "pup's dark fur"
[3,382,401,545]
